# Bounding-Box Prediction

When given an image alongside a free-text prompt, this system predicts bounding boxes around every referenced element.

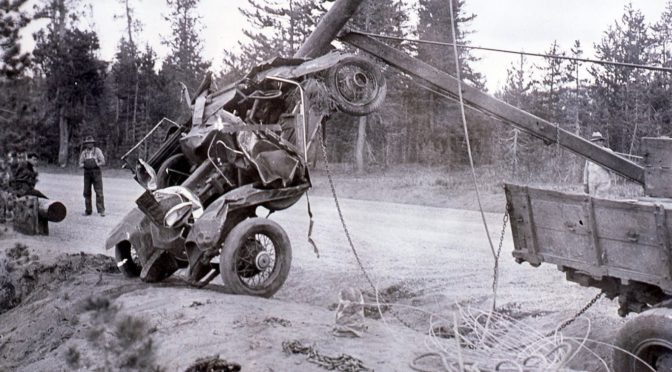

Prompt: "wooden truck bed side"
[505,184,672,294]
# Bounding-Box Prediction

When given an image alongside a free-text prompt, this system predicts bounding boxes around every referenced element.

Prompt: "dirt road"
[0,172,623,371]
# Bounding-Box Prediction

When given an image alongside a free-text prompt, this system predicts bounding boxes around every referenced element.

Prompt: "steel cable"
[348,29,672,73]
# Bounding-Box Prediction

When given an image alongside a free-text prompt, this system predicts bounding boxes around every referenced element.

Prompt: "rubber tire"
[115,240,142,278]
[327,56,387,116]
[613,307,672,371]
[219,218,292,298]
[157,153,191,188]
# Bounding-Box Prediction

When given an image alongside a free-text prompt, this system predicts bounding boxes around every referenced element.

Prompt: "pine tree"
[564,40,590,135]
[497,54,536,177]
[110,39,138,149]
[649,0,672,136]
[221,0,328,83]
[0,0,31,79]
[589,3,655,153]
[109,0,150,154]
[33,0,107,166]
[411,0,487,165]
[538,41,567,123]
[0,0,35,154]
[417,0,484,87]
[162,0,210,94]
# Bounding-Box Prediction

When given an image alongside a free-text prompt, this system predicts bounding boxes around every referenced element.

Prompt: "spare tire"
[327,56,386,116]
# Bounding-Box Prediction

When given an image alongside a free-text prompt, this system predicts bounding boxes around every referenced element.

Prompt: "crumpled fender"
[105,207,152,252]
[185,183,310,253]
[254,52,358,81]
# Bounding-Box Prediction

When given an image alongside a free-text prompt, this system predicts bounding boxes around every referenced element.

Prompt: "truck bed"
[505,184,672,295]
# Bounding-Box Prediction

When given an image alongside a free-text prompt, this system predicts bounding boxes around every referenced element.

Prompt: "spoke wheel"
[327,56,386,116]
[115,240,142,277]
[219,218,291,298]
[614,307,672,371]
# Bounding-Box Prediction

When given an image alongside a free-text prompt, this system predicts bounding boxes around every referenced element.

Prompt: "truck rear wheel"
[219,218,292,298]
[613,307,672,371]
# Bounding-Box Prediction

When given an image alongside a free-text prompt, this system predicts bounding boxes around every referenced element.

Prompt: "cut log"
[38,199,67,222]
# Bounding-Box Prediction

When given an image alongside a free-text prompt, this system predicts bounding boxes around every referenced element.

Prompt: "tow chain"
[545,292,604,338]
[317,130,418,331]
[491,206,510,308]
[317,125,603,344]
[282,340,373,372]
[317,129,377,292]
[492,204,603,337]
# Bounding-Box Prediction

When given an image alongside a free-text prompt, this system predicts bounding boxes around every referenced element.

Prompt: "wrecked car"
[105,52,386,297]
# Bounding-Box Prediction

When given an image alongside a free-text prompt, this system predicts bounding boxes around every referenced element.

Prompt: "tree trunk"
[574,64,581,135]
[629,96,639,155]
[132,80,139,142]
[58,106,69,167]
[355,115,367,173]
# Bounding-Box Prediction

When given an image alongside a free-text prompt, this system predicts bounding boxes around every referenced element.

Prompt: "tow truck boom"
[338,31,646,186]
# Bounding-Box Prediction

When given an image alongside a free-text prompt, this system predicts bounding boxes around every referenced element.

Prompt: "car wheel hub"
[255,252,271,270]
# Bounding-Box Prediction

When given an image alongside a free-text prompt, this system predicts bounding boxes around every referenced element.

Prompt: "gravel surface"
[0,171,627,371]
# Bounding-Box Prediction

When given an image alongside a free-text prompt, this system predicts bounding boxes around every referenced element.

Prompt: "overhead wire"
[349,29,672,73]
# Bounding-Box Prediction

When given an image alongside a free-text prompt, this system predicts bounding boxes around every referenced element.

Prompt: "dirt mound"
[0,247,163,371]
[0,244,117,314]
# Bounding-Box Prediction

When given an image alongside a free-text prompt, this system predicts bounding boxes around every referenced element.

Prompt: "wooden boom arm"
[338,31,646,186]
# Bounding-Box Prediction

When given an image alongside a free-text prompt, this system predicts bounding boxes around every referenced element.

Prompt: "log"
[38,199,67,222]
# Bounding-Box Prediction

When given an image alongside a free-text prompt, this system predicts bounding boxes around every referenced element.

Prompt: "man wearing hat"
[583,131,612,196]
[78,136,105,216]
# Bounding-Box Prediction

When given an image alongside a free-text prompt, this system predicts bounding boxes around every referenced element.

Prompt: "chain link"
[283,340,373,372]
[319,126,601,341]
[318,129,377,291]
[318,130,419,331]
[491,206,510,308]
[545,292,604,338]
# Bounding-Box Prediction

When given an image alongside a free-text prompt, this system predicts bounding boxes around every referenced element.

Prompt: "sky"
[20,0,671,92]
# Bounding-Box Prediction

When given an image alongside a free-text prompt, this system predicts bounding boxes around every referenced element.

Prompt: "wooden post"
[294,0,365,59]
[643,137,672,197]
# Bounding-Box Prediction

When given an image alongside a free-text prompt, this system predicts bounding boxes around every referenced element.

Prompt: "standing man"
[583,131,612,197]
[78,136,105,216]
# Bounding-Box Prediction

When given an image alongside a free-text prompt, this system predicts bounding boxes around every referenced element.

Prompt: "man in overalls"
[583,131,612,197]
[78,136,105,216]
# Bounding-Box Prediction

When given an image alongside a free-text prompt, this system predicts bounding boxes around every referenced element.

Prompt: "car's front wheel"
[219,218,292,298]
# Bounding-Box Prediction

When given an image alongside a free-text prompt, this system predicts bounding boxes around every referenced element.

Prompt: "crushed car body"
[106,51,386,297]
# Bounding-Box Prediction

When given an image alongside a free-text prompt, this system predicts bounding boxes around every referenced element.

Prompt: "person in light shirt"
[583,131,612,197]
[78,136,106,216]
